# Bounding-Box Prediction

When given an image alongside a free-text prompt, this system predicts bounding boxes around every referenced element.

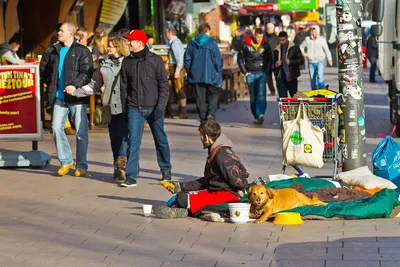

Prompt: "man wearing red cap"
[120,29,171,187]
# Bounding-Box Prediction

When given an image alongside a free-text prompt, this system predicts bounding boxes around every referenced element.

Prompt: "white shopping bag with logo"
[282,103,324,168]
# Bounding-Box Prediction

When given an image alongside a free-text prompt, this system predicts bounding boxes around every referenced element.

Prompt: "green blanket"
[221,178,400,219]
[284,188,400,219]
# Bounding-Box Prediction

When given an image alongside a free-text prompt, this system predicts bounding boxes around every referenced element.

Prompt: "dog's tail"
[311,194,328,206]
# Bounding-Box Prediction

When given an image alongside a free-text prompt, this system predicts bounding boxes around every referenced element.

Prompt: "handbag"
[94,71,120,125]
[282,103,325,168]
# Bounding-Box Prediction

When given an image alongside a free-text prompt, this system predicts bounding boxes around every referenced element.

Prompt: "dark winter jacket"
[120,46,169,111]
[294,31,308,46]
[265,32,279,54]
[179,134,249,196]
[238,36,272,75]
[184,34,223,88]
[39,41,93,105]
[366,36,378,58]
[274,42,304,80]
[230,36,244,52]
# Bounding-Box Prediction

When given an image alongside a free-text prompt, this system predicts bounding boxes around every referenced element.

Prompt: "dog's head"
[248,185,274,207]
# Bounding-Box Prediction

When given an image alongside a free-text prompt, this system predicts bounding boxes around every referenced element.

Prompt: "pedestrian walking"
[39,22,93,177]
[274,31,304,98]
[120,29,171,187]
[65,36,130,183]
[300,26,332,90]
[366,35,379,83]
[166,27,188,119]
[265,23,279,96]
[184,23,223,123]
[238,28,272,124]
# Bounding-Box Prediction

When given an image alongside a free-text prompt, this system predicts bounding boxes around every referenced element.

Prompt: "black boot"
[161,170,172,181]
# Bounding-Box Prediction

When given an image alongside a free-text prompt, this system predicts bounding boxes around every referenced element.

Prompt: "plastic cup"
[142,204,152,217]
[37,55,42,62]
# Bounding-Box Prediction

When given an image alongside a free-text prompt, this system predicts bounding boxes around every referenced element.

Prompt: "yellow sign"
[99,0,128,26]
[0,71,34,90]
[341,129,346,143]
[304,144,312,153]
[294,11,320,22]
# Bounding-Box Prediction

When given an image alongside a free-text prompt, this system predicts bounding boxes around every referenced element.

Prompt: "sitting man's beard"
[202,140,209,149]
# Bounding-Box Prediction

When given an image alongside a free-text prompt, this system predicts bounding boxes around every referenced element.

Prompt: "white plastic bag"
[282,103,324,168]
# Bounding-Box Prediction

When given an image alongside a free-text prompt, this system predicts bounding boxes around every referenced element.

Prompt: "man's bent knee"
[176,192,189,209]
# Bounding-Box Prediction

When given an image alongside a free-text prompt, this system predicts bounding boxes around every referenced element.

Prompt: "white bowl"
[228,203,251,224]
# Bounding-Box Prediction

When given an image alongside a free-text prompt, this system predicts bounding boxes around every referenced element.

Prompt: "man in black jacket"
[119,29,171,187]
[39,22,93,177]
[238,28,272,124]
[265,23,279,96]
[274,31,304,97]
[366,35,379,83]
[154,120,249,219]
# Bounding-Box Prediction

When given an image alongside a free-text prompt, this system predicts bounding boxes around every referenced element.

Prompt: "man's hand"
[285,59,290,65]
[275,60,282,67]
[64,85,76,96]
[153,108,164,121]
[174,72,180,79]
[328,63,333,67]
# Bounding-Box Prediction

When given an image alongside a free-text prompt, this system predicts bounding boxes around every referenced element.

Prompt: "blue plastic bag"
[372,135,400,187]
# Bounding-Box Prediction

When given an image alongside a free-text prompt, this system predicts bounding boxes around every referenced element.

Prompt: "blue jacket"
[184,34,223,88]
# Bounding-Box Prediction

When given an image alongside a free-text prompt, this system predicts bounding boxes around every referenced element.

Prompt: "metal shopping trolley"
[277,97,340,178]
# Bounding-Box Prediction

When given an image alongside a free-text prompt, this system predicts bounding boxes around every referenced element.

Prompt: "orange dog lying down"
[248,184,327,223]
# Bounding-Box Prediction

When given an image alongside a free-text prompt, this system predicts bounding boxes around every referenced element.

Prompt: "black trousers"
[194,83,220,121]
[277,77,298,98]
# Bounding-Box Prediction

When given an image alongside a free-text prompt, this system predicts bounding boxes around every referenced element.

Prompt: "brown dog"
[248,184,327,223]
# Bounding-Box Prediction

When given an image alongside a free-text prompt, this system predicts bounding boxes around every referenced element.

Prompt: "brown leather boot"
[114,157,127,183]
[173,106,188,119]
[65,127,76,135]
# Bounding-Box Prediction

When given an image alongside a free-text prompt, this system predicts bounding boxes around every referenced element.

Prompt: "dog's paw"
[254,219,263,224]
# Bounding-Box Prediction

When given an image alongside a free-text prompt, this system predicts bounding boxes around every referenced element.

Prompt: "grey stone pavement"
[1,67,400,267]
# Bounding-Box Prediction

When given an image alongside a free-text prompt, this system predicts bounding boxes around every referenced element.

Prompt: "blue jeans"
[108,113,128,160]
[246,72,267,119]
[308,61,325,90]
[52,99,88,170]
[277,77,298,98]
[126,107,171,180]
[368,56,377,82]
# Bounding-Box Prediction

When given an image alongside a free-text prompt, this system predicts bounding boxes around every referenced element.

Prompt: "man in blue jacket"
[184,23,222,122]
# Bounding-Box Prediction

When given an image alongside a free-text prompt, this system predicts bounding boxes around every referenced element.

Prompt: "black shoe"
[153,206,188,219]
[161,171,172,181]
[206,114,215,121]
[120,179,137,187]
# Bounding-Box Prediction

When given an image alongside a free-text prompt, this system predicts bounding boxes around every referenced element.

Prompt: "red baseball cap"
[124,29,148,44]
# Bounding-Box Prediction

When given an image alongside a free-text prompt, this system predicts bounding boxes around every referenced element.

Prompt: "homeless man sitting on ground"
[153,120,249,219]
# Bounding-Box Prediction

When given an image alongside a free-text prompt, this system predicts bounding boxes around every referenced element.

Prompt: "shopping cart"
[277,97,340,178]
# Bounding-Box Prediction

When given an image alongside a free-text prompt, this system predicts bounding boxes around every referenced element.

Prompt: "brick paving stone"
[325,260,380,267]
[216,260,271,267]
[269,260,325,267]
[380,261,400,267]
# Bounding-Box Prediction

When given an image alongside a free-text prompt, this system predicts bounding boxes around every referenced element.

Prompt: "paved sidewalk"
[0,68,399,267]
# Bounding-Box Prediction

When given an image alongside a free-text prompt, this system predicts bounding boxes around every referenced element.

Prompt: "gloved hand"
[153,108,164,121]
[160,180,181,194]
